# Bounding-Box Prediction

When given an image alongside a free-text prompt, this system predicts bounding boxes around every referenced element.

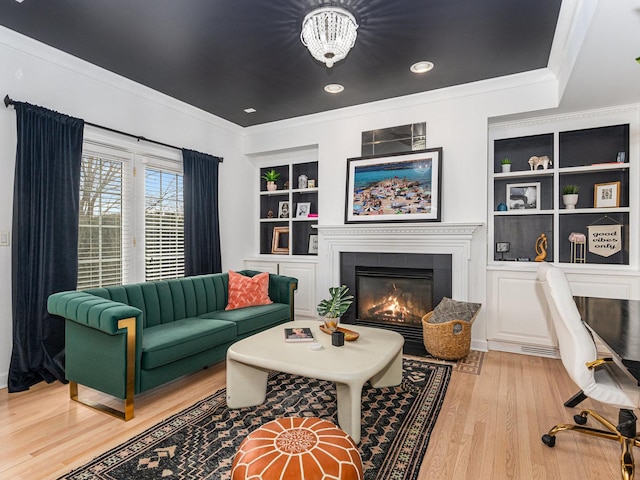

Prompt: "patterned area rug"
[416,349,485,375]
[454,349,484,375]
[59,358,451,480]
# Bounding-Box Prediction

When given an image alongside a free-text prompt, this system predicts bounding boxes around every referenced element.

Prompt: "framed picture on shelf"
[278,201,290,218]
[345,148,443,223]
[594,181,620,208]
[506,182,540,211]
[271,226,289,254]
[308,234,318,254]
[296,202,311,218]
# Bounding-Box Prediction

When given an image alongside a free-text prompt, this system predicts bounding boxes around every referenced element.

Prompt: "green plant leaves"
[317,285,353,318]
[261,169,281,182]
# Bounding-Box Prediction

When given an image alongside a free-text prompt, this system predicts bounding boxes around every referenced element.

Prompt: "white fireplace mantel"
[316,223,483,301]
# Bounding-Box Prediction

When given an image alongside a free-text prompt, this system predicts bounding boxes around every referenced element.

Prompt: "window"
[78,152,127,289]
[77,135,183,289]
[145,168,184,281]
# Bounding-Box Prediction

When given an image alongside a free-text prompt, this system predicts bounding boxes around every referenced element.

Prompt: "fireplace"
[316,223,482,354]
[356,266,433,327]
[340,252,451,355]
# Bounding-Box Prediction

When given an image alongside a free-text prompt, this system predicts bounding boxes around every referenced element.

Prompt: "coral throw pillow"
[226,270,273,310]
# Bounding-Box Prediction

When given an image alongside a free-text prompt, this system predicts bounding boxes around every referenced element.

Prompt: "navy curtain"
[182,149,222,276]
[8,103,84,392]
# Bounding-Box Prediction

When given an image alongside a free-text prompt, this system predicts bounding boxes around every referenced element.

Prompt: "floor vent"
[521,345,559,358]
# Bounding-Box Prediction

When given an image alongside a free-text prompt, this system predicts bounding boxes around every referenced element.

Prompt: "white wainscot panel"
[244,260,279,274]
[566,273,638,299]
[488,271,556,349]
[279,262,317,320]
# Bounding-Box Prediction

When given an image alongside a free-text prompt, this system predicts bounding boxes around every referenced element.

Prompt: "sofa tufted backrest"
[85,273,229,328]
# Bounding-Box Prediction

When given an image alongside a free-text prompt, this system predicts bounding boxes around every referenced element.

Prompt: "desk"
[574,296,640,383]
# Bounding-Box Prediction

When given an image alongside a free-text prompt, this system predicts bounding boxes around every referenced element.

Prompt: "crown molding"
[489,103,640,132]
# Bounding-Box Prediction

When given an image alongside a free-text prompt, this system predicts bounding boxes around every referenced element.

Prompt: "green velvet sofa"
[47,270,297,420]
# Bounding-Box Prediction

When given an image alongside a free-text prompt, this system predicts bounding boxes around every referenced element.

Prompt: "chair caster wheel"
[541,434,556,447]
[574,414,587,425]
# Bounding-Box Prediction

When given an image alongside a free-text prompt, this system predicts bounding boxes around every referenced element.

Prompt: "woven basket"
[421,310,476,360]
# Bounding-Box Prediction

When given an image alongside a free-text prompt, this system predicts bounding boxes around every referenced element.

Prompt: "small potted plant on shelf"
[500,158,512,173]
[262,169,281,191]
[317,285,353,332]
[562,184,580,209]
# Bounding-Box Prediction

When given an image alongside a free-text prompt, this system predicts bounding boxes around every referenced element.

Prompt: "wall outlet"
[0,231,10,246]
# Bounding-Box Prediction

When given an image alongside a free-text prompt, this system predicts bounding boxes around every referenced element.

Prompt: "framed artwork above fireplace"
[345,148,442,223]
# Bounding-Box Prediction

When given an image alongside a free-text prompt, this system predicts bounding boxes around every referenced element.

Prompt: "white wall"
[243,74,560,351]
[0,28,253,388]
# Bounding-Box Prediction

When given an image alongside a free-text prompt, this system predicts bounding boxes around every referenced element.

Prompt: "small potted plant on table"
[262,169,281,191]
[317,285,353,332]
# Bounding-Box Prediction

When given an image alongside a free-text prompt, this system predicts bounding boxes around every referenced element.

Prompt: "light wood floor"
[0,351,624,479]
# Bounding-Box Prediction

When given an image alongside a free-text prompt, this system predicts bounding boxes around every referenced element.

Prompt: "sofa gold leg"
[68,317,136,421]
[290,282,297,321]
[69,381,134,420]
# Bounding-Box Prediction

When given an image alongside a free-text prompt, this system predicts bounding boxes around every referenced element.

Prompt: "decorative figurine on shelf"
[266,210,274,219]
[534,233,548,262]
[569,232,586,263]
[528,155,552,171]
[298,174,308,189]
[284,180,289,190]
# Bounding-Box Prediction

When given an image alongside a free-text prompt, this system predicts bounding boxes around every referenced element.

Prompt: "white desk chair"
[537,262,640,480]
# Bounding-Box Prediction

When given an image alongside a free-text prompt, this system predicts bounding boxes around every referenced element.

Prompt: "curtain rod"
[4,95,223,162]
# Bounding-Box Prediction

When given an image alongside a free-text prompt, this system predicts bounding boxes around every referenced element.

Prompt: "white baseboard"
[470,339,489,352]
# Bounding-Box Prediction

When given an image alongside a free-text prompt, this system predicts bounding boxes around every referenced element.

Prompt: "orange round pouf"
[231,417,363,480]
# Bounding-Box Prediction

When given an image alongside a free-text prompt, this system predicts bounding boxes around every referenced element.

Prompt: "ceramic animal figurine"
[528,155,552,170]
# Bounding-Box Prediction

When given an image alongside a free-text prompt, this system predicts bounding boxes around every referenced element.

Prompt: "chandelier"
[300,6,358,68]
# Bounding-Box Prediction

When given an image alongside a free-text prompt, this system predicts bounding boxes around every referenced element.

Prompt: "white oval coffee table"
[226,320,404,443]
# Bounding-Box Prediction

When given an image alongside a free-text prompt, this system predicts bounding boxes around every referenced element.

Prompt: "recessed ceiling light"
[244,108,257,113]
[324,84,344,94]
[410,61,434,74]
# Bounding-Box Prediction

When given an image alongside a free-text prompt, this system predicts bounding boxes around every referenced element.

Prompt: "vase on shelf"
[562,194,579,209]
[266,181,277,191]
[501,164,511,173]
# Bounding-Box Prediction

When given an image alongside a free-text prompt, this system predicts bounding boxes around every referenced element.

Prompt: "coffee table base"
[226,347,403,443]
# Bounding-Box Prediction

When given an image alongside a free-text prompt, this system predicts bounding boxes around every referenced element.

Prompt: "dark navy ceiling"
[0,0,562,127]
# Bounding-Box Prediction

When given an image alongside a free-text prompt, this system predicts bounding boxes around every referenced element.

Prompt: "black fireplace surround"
[340,252,452,355]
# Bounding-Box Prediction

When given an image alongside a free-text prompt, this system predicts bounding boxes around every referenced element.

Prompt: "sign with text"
[587,224,622,257]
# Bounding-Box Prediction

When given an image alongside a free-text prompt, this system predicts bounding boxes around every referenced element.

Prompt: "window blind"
[77,153,129,289]
[144,167,184,281]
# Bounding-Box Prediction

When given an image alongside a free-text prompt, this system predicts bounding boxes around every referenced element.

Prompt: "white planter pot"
[501,164,511,173]
[266,181,277,191]
[563,194,579,209]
